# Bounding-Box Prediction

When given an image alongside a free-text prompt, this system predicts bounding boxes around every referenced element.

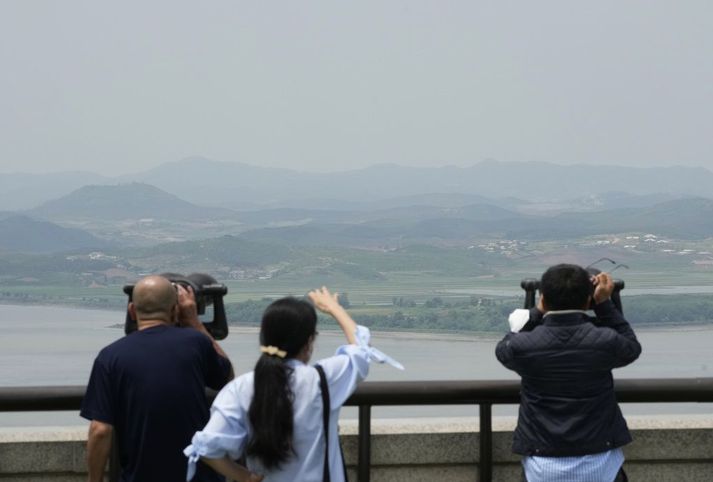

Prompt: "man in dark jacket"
[496,264,641,482]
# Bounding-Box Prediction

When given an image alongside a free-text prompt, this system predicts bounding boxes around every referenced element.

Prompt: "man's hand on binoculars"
[592,273,614,304]
[176,284,202,329]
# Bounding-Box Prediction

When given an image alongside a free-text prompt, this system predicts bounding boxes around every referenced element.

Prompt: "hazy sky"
[0,1,711,175]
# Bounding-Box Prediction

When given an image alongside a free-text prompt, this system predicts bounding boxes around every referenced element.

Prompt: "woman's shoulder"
[213,371,256,408]
[230,371,256,391]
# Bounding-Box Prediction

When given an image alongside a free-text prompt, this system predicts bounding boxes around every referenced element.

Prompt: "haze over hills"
[2,157,712,211]
[127,158,713,208]
[0,171,110,211]
[233,202,522,228]
[29,183,238,222]
[236,203,528,248]
[0,215,110,253]
[240,197,713,246]
[492,197,713,240]
[575,192,689,211]
[1,157,711,252]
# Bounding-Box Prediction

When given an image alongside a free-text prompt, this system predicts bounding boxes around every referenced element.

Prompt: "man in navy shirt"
[81,275,233,482]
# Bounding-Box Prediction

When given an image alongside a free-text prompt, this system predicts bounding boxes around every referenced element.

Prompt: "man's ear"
[538,295,548,312]
[170,303,180,326]
[128,302,137,322]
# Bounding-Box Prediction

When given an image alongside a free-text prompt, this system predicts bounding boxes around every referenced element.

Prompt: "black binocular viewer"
[123,272,229,340]
[520,276,625,313]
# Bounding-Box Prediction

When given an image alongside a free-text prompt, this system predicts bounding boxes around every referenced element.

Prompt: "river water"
[1,304,711,427]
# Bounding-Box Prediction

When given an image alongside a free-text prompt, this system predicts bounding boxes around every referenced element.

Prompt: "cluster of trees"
[358,298,519,332]
[224,293,713,333]
[0,292,32,300]
[2,281,712,331]
[224,295,520,332]
[624,294,713,325]
[224,298,273,325]
[0,290,124,309]
[224,293,353,326]
[392,296,416,307]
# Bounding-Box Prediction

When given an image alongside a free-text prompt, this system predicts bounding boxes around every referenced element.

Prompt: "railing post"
[479,403,492,482]
[358,404,372,482]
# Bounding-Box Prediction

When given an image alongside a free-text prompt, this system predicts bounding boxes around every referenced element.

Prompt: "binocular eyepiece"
[123,273,229,340]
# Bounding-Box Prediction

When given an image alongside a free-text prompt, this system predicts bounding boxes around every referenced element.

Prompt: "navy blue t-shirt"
[81,325,231,482]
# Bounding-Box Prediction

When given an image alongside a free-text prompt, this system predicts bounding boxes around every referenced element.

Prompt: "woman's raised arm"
[308,286,358,345]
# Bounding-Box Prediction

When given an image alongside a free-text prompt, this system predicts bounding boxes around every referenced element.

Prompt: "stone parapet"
[1,416,712,481]
[0,427,89,482]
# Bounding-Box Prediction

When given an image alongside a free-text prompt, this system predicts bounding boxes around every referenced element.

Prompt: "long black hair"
[247,297,318,469]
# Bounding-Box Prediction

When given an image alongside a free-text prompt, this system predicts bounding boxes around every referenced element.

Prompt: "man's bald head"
[131,275,178,325]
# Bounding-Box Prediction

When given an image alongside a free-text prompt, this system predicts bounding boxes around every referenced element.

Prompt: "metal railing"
[2,378,713,482]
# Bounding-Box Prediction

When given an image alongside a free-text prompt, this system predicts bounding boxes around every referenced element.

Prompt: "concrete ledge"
[1,417,712,481]
[341,416,713,481]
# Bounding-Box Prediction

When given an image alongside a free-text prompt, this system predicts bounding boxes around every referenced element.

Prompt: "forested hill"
[240,197,713,245]
[29,183,238,221]
[0,215,110,253]
[506,197,713,240]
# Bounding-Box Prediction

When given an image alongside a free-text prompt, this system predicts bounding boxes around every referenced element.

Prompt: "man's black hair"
[540,263,593,311]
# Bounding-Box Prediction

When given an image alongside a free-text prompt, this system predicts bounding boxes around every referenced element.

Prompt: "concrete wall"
[0,427,89,482]
[1,416,712,481]
[341,415,713,481]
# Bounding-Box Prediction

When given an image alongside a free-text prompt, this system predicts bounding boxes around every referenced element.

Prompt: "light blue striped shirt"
[184,325,403,482]
[523,448,624,482]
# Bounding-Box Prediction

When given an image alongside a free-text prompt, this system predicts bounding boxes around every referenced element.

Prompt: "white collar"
[543,309,588,318]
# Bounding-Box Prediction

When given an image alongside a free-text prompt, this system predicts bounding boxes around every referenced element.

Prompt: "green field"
[2,234,712,332]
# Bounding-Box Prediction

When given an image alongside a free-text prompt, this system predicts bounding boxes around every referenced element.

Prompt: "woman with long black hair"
[184,287,402,481]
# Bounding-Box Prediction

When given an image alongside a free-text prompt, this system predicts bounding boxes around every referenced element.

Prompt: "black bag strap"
[315,364,331,482]
[316,365,349,482]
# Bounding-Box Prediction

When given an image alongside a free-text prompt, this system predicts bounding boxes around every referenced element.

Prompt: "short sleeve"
[317,350,369,409]
[184,379,249,481]
[80,357,115,424]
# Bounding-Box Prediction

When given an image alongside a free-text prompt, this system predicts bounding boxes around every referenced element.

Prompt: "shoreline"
[3,302,713,342]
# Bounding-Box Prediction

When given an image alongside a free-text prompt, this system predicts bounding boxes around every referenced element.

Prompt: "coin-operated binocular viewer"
[123,272,229,340]
[520,267,625,314]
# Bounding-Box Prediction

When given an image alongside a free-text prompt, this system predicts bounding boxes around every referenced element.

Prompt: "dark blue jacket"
[495,300,641,456]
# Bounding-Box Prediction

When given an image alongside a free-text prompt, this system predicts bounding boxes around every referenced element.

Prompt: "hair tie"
[260,345,287,359]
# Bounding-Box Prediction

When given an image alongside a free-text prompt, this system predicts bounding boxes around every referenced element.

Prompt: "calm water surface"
[1,304,711,427]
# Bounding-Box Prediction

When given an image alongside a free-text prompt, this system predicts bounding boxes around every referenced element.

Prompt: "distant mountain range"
[0,215,110,253]
[124,157,713,208]
[240,197,713,246]
[1,196,712,255]
[2,157,712,210]
[1,158,712,252]
[530,197,713,239]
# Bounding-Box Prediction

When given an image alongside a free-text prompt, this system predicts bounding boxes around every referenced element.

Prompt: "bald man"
[81,275,233,482]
